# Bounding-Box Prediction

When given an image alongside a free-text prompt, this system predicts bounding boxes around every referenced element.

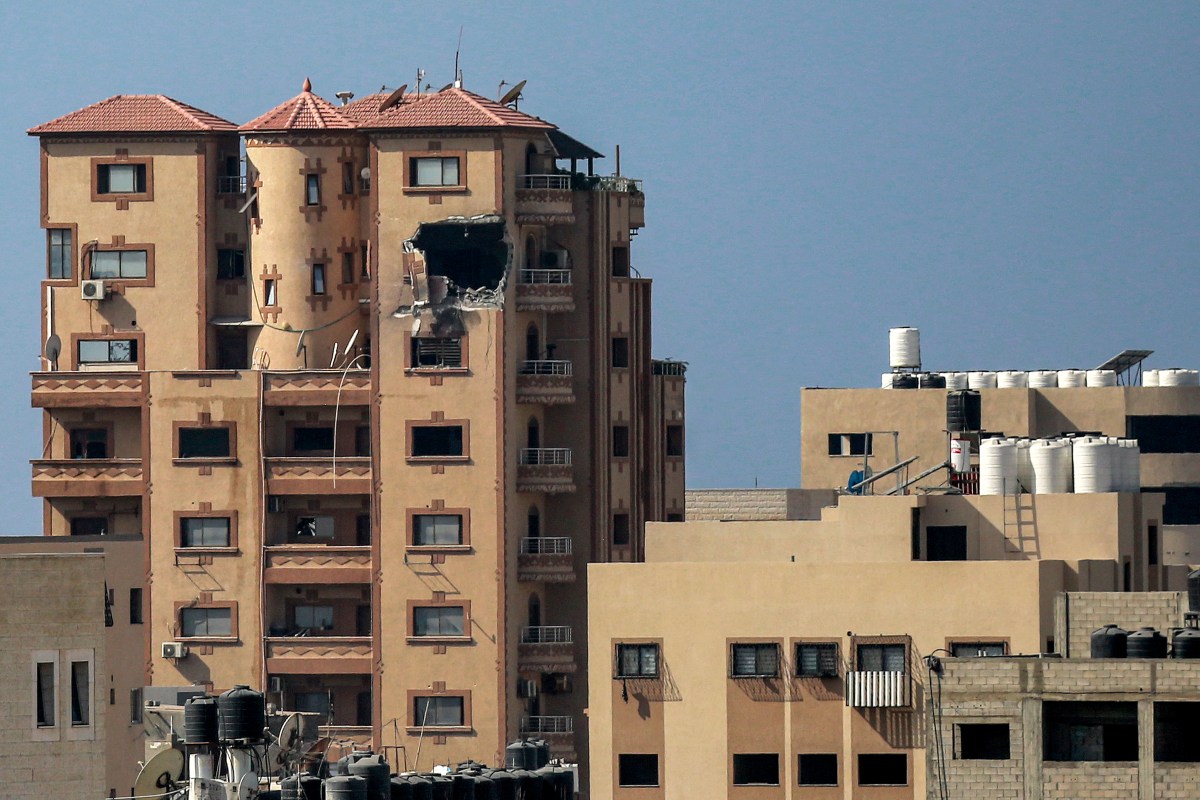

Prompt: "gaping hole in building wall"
[410,217,509,297]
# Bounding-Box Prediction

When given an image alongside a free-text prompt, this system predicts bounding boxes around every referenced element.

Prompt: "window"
[611,336,630,368]
[342,162,355,195]
[294,691,331,718]
[355,426,371,457]
[666,425,684,457]
[950,641,1006,658]
[294,605,334,631]
[264,279,278,306]
[97,163,146,194]
[295,516,335,539]
[798,754,838,786]
[48,228,72,279]
[70,517,107,536]
[410,425,464,458]
[360,244,370,279]
[616,643,659,678]
[926,525,967,561]
[217,249,245,279]
[957,723,1010,759]
[68,428,107,459]
[1149,523,1159,566]
[70,661,90,726]
[91,249,148,279]
[413,606,466,637]
[129,588,143,625]
[612,425,630,458]
[1044,701,1138,761]
[731,643,780,678]
[733,754,779,786]
[413,514,463,547]
[177,427,231,459]
[36,661,55,727]
[612,513,631,546]
[1155,702,1200,762]
[828,433,873,456]
[413,695,464,727]
[180,606,233,638]
[1127,415,1200,454]
[181,517,231,548]
[341,252,354,285]
[411,337,463,368]
[858,753,907,786]
[796,643,839,677]
[857,643,906,672]
[311,263,327,295]
[411,157,460,187]
[612,246,630,278]
[618,754,659,787]
[77,339,137,365]
[292,427,334,453]
[1146,487,1200,525]
[130,688,143,724]
[356,514,371,546]
[305,174,321,206]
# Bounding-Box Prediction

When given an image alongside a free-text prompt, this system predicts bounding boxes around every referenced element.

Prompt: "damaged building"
[25,77,685,794]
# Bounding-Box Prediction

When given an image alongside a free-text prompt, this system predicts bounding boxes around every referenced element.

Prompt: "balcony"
[515,175,575,225]
[263,546,371,584]
[629,192,645,229]
[217,175,247,194]
[845,671,910,708]
[519,626,576,673]
[651,360,688,377]
[518,537,576,583]
[265,636,372,675]
[32,371,146,408]
[517,449,575,494]
[264,457,372,495]
[263,370,370,407]
[32,458,144,497]
[520,716,575,760]
[517,360,574,405]
[515,269,574,313]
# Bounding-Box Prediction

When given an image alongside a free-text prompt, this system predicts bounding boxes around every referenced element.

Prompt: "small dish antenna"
[329,342,341,368]
[44,334,62,364]
[294,330,307,358]
[438,83,454,92]
[379,84,408,112]
[360,166,371,181]
[132,748,184,800]
[344,329,360,357]
[499,79,526,106]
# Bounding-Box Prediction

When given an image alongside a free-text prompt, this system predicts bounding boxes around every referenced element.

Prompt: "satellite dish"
[438,83,454,92]
[294,330,307,358]
[359,166,371,180]
[379,84,409,112]
[278,712,303,753]
[329,342,341,368]
[499,79,526,105]
[132,748,184,800]
[344,330,360,356]
[44,334,62,363]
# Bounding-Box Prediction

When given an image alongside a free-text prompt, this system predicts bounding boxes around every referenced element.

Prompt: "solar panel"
[1095,349,1153,373]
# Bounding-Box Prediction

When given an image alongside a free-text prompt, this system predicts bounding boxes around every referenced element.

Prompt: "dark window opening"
[927,525,967,561]
[129,588,144,625]
[36,662,55,727]
[411,220,507,293]
[411,425,464,458]
[356,514,371,546]
[1149,524,1159,566]
[356,690,371,727]
[263,279,277,306]
[356,604,371,637]
[858,753,907,786]
[1145,487,1200,525]
[1155,702,1200,762]
[1127,415,1200,454]
[69,428,108,460]
[70,517,108,536]
[97,163,146,194]
[342,162,355,195]
[1044,701,1138,761]
[798,754,838,786]
[528,594,541,627]
[666,512,684,522]
[616,644,659,678]
[857,643,906,672]
[292,426,334,454]
[950,642,1006,658]
[341,252,355,285]
[414,695,464,727]
[958,723,1010,759]
[666,425,684,457]
[612,513,631,546]
[732,643,780,678]
[733,753,779,786]
[294,516,334,539]
[411,337,463,368]
[611,337,630,368]
[611,246,630,278]
[828,433,873,456]
[526,418,540,449]
[412,514,463,547]
[217,249,245,279]
[215,330,248,370]
[355,426,371,457]
[911,507,921,560]
[527,507,540,538]
[178,427,231,459]
[1124,559,1132,592]
[796,643,839,677]
[525,324,540,361]
[618,754,659,787]
[612,425,630,458]
[360,244,370,279]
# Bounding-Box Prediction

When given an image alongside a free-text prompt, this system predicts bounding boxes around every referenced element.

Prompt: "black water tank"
[389,776,413,800]
[349,754,391,800]
[217,685,265,743]
[326,776,368,800]
[1189,569,1200,612]
[298,774,322,800]
[1173,628,1200,659]
[408,775,433,800]
[505,740,533,770]
[429,775,453,800]
[184,696,218,745]
[891,373,919,390]
[1090,624,1128,658]
[450,773,474,800]
[487,770,517,800]
[919,372,947,389]
[259,792,281,800]
[471,773,495,800]
[947,390,982,433]
[1128,627,1168,658]
[532,740,550,770]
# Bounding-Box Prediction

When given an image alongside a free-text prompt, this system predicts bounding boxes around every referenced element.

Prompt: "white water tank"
[889,327,921,370]
[1030,439,1073,494]
[1086,369,1117,387]
[1160,369,1200,387]
[1028,370,1058,388]
[1074,437,1116,493]
[942,372,969,391]
[882,372,894,388]
[1143,369,1160,387]
[950,439,972,473]
[968,371,998,389]
[980,438,1018,495]
[1057,369,1087,388]
[997,371,1028,388]
[1015,439,1034,492]
[1118,439,1140,491]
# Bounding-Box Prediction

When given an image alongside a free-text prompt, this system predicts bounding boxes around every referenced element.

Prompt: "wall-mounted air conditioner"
[161,642,189,659]
[81,279,107,301]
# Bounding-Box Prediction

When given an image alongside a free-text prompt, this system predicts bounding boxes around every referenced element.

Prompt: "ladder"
[1003,489,1038,557]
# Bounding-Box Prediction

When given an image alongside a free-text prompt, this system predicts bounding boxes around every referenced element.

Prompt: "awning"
[209,316,263,327]
[547,129,604,160]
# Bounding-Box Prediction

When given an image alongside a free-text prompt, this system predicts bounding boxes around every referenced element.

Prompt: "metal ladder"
[1003,489,1038,557]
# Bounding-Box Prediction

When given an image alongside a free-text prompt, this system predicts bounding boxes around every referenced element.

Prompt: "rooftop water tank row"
[883,369,1148,389]
[979,436,1139,495]
[1090,625,1200,659]
[1145,369,1200,387]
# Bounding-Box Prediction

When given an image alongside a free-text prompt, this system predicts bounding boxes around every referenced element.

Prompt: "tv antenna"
[378,84,408,112]
[131,748,184,800]
[499,79,526,107]
[416,68,426,97]
[453,26,464,88]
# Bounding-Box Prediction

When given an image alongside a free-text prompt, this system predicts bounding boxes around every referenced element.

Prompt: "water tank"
[1028,370,1058,388]
[918,372,946,389]
[429,775,453,800]
[1128,627,1168,659]
[1057,369,1087,388]
[486,770,516,800]
[1188,569,1200,612]
[946,390,982,433]
[881,372,894,388]
[326,776,368,800]
[469,774,494,800]
[1117,439,1140,491]
[505,740,536,770]
[1030,439,1073,494]
[980,438,1018,495]
[1073,438,1115,493]
[1143,369,1161,387]
[996,370,1028,388]
[260,792,282,800]
[1086,369,1117,387]
[184,695,218,746]
[407,775,433,800]
[1173,628,1200,659]
[349,755,391,800]
[891,373,919,390]
[299,774,322,800]
[532,739,551,769]
[1015,439,1034,493]
[217,685,265,743]
[281,777,302,800]
[449,774,474,800]
[950,439,972,473]
[968,371,997,389]
[942,372,969,390]
[1160,368,1200,387]
[1090,624,1128,658]
[389,776,414,800]
[889,326,921,370]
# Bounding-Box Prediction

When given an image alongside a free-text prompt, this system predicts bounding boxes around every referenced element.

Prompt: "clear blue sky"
[2,2,1200,532]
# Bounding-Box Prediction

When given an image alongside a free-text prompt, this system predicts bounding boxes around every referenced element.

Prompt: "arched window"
[526,418,540,449]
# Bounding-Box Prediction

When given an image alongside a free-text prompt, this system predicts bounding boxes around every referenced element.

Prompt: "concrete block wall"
[1056,591,1186,658]
[1155,763,1200,800]
[1042,764,1138,799]
[685,488,837,521]
[936,697,1024,799]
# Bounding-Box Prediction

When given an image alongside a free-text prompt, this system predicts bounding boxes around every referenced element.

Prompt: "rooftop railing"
[521,174,571,190]
[519,360,572,376]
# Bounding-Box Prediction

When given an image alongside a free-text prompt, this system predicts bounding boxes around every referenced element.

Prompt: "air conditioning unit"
[161,642,189,659]
[517,679,538,698]
[81,279,107,301]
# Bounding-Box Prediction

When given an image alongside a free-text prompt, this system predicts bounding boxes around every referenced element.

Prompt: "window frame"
[91,157,154,203]
[90,246,152,282]
[407,690,471,732]
[406,420,470,462]
[955,722,1012,760]
[216,248,246,280]
[69,660,91,727]
[732,753,780,787]
[175,512,237,551]
[404,151,467,192]
[407,508,471,551]
[310,262,327,296]
[857,753,908,786]
[47,226,74,282]
[618,753,660,788]
[175,601,238,642]
[947,639,1009,658]
[795,641,840,678]
[173,421,236,464]
[293,604,335,632]
[407,601,471,641]
[730,642,781,679]
[407,335,467,371]
[854,639,909,674]
[33,653,58,731]
[615,642,660,679]
[305,174,321,206]
[67,425,112,460]
[72,333,143,370]
[798,753,839,786]
[828,432,874,457]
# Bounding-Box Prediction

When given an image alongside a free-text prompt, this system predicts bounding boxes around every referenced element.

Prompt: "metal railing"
[652,359,688,376]
[217,175,247,194]
[520,448,572,466]
[845,671,910,708]
[519,268,572,285]
[521,715,573,734]
[519,360,573,376]
[593,176,642,193]
[522,625,573,644]
[520,536,572,555]
[520,174,572,190]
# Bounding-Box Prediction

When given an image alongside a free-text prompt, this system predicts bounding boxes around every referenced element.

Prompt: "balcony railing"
[652,360,689,377]
[521,716,573,735]
[521,174,571,190]
[520,448,572,466]
[217,175,247,194]
[520,537,572,555]
[519,360,572,376]
[519,269,572,285]
[845,671,910,708]
[593,176,642,193]
[522,626,573,644]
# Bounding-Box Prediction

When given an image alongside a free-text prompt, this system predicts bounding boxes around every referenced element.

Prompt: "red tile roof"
[343,88,554,131]
[28,95,237,135]
[239,79,355,133]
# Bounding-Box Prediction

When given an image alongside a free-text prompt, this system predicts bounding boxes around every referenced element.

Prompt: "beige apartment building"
[27,80,685,782]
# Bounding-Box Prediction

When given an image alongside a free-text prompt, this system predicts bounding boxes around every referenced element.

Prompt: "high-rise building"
[28,79,686,780]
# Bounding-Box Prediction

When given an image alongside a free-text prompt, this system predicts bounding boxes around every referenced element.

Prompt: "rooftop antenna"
[453,26,464,88]
[499,79,526,108]
[416,68,426,98]
[335,91,354,106]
